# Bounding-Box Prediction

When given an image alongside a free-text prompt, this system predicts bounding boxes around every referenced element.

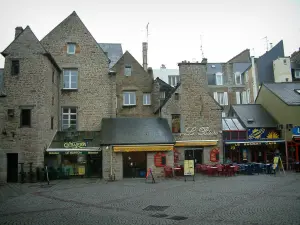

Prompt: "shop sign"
[248,128,280,140]
[63,142,87,149]
[210,148,220,162]
[292,126,300,135]
[47,151,100,155]
[154,153,166,167]
[180,127,219,136]
[184,160,194,176]
[229,142,278,147]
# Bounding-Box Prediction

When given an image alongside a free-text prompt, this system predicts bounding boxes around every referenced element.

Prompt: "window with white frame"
[168,75,180,87]
[63,69,78,89]
[123,92,136,106]
[213,92,228,106]
[62,108,77,130]
[247,89,251,103]
[241,91,247,104]
[67,43,76,54]
[216,72,223,85]
[124,65,132,76]
[236,91,241,104]
[235,72,242,85]
[222,112,226,118]
[295,70,300,78]
[143,93,151,105]
[160,91,165,99]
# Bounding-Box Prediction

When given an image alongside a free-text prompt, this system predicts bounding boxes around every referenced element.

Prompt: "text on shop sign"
[63,142,87,149]
[180,127,219,136]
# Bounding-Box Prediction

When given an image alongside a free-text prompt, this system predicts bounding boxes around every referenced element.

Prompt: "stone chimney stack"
[201,58,208,64]
[15,27,23,39]
[142,42,148,71]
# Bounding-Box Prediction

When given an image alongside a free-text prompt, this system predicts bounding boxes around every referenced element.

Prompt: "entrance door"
[123,152,147,178]
[184,149,203,164]
[7,153,18,182]
[87,154,102,178]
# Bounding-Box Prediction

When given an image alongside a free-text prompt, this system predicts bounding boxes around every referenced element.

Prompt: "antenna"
[146,22,149,43]
[200,35,205,59]
[262,36,269,52]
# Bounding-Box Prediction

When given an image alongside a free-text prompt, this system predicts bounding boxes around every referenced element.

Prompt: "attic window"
[247,118,254,123]
[295,89,300,94]
[124,65,132,76]
[67,43,76,54]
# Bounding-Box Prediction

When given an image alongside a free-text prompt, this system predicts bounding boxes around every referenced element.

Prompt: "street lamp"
[277,124,293,170]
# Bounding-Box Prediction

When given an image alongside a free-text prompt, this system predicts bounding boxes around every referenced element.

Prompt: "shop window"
[20,109,31,127]
[171,114,181,133]
[62,107,77,130]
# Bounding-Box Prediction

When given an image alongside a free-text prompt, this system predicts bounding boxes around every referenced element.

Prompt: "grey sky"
[0,0,299,69]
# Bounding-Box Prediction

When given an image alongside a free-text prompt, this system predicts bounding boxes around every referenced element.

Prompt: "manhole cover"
[168,216,188,221]
[143,205,169,211]
[150,213,168,218]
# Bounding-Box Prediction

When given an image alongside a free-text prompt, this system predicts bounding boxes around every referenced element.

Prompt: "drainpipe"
[110,146,113,178]
[251,56,258,101]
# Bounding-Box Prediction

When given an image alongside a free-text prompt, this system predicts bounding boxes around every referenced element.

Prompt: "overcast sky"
[0,0,299,69]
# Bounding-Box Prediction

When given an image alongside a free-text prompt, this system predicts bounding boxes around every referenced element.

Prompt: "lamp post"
[278,124,293,170]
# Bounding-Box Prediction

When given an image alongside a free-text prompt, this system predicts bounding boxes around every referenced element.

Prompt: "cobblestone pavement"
[0,173,300,225]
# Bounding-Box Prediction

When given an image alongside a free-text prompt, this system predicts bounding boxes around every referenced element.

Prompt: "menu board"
[184,160,194,176]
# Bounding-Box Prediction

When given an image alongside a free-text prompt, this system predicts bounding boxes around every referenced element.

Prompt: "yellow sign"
[78,166,85,175]
[184,160,194,176]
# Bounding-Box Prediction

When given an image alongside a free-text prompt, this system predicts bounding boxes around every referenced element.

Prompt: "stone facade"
[160,61,223,164]
[113,51,155,117]
[0,26,60,182]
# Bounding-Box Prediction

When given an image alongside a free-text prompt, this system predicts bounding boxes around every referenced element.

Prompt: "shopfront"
[45,131,102,178]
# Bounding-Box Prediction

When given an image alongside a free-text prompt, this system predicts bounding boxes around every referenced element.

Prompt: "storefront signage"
[180,127,219,136]
[210,148,220,162]
[292,126,300,135]
[154,153,166,167]
[47,151,100,155]
[227,142,278,147]
[63,142,87,149]
[248,128,280,140]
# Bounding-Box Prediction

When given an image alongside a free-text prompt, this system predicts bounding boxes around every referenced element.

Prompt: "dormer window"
[235,72,242,85]
[216,72,223,85]
[67,43,76,54]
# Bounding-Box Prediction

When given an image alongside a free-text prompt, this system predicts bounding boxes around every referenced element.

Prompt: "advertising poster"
[184,160,194,176]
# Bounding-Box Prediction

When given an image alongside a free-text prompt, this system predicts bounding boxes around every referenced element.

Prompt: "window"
[168,75,180,87]
[213,92,228,106]
[174,93,179,100]
[51,117,54,130]
[236,92,241,104]
[295,70,300,79]
[171,114,181,133]
[222,112,226,118]
[123,92,136,106]
[241,91,247,104]
[62,108,77,130]
[143,93,151,105]
[67,43,76,54]
[160,92,165,99]
[11,60,20,75]
[63,69,78,89]
[52,70,55,83]
[124,66,132,76]
[247,89,251,103]
[216,72,223,85]
[20,109,31,127]
[235,72,242,85]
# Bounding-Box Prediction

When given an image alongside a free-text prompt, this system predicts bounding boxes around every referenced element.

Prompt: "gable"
[2,26,47,57]
[227,49,251,63]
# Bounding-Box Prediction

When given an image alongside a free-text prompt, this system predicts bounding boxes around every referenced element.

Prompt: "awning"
[175,140,218,147]
[46,147,101,155]
[224,139,285,146]
[113,145,173,152]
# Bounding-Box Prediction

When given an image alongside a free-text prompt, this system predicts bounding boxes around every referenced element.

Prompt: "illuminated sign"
[248,128,280,140]
[63,142,87,149]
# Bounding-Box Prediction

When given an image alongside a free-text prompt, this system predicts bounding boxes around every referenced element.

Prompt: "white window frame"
[67,43,76,54]
[63,69,78,89]
[247,89,251,103]
[236,91,241,104]
[295,70,300,78]
[235,72,242,85]
[242,91,247,104]
[62,108,77,130]
[123,92,136,106]
[160,91,165,99]
[213,92,228,106]
[143,93,151,105]
[216,72,223,85]
[168,75,180,87]
[222,112,226,118]
[124,65,132,76]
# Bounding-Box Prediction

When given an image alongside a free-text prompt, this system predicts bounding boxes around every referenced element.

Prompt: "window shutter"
[236,92,241,104]
[224,92,228,105]
[75,44,80,53]
[213,92,218,101]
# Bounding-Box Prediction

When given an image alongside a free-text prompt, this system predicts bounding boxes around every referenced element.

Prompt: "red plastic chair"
[164,166,173,178]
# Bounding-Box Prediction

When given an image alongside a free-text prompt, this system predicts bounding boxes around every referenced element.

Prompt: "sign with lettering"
[180,127,219,136]
[210,148,220,162]
[64,142,87,149]
[248,128,280,140]
[292,126,300,135]
[226,142,279,147]
[47,151,100,155]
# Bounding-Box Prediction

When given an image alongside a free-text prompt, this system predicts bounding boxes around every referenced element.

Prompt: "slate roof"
[222,118,245,131]
[263,83,300,106]
[291,49,300,64]
[98,43,123,68]
[256,40,284,84]
[233,63,251,74]
[227,49,251,63]
[231,104,278,128]
[207,63,222,74]
[100,117,175,145]
[152,68,179,84]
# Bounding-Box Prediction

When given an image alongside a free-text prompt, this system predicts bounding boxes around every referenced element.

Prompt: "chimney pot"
[15,26,23,39]
[201,58,207,64]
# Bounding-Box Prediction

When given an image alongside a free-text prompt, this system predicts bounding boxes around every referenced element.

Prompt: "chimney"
[147,67,153,79]
[270,43,273,49]
[15,27,23,39]
[142,42,148,71]
[201,58,207,64]
[160,64,166,69]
